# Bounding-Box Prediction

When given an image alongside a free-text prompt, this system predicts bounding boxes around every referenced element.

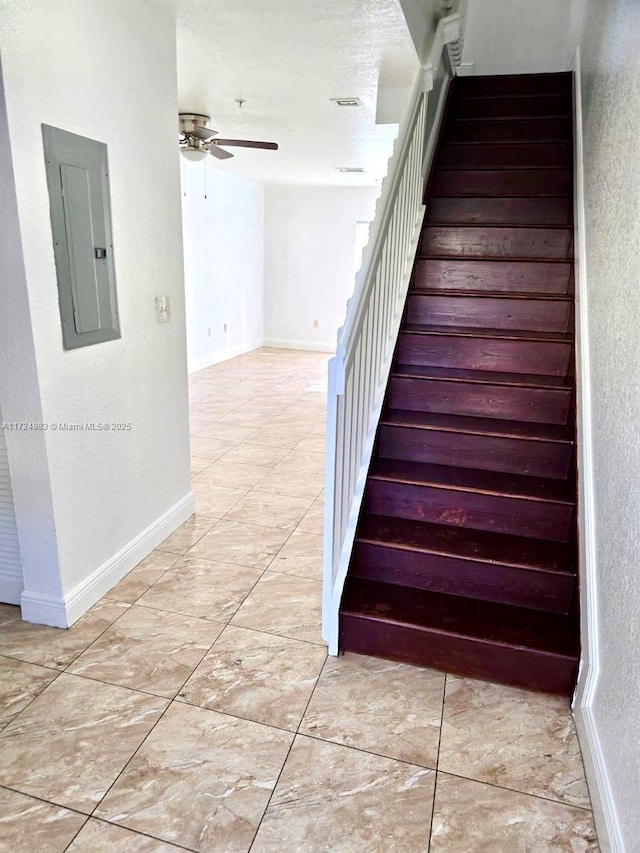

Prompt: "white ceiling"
[171,0,419,186]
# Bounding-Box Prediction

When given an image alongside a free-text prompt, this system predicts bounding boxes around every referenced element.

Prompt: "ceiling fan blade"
[208,145,234,160]
[189,127,217,141]
[212,139,279,150]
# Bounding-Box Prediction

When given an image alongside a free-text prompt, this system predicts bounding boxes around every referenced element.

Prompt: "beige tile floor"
[0,348,599,851]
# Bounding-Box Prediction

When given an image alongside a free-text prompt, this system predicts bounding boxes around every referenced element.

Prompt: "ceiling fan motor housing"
[178,113,213,136]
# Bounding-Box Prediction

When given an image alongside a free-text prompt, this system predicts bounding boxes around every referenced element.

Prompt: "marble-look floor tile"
[187,519,289,569]
[106,551,179,604]
[198,422,257,443]
[191,481,247,517]
[96,702,293,853]
[278,449,325,475]
[225,490,312,531]
[268,530,322,579]
[300,653,444,767]
[66,819,184,851]
[245,427,307,449]
[296,499,324,535]
[0,657,58,728]
[0,599,128,670]
[0,787,87,853]
[190,455,212,477]
[138,557,262,622]
[68,606,222,698]
[231,572,323,645]
[179,625,326,730]
[194,459,269,489]
[251,735,435,852]
[0,674,167,812]
[430,773,598,852]
[294,434,326,453]
[189,436,236,460]
[154,514,218,556]
[252,467,324,501]
[219,442,290,468]
[439,676,590,808]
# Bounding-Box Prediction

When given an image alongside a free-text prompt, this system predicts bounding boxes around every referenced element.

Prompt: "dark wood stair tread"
[381,408,574,443]
[392,363,572,389]
[342,578,579,657]
[402,323,572,343]
[411,287,571,301]
[369,459,574,504]
[358,514,576,575]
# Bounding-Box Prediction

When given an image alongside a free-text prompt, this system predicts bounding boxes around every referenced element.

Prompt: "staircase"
[340,72,579,696]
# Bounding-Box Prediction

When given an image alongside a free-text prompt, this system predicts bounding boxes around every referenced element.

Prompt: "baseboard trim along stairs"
[339,72,580,696]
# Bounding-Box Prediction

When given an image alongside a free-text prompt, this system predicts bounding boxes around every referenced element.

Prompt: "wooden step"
[420,226,572,260]
[389,365,572,424]
[340,578,578,695]
[445,117,571,144]
[426,197,572,227]
[366,459,575,541]
[353,515,575,612]
[407,290,572,332]
[433,169,571,197]
[451,96,571,120]
[437,142,572,170]
[413,258,573,294]
[454,73,572,99]
[398,325,572,377]
[378,409,574,478]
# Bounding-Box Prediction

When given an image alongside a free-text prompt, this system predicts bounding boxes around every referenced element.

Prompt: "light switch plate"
[156,295,171,323]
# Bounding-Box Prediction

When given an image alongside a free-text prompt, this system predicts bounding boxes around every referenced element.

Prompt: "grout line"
[428,672,448,852]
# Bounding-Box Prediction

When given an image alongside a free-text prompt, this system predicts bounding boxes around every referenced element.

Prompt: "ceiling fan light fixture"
[180,147,209,162]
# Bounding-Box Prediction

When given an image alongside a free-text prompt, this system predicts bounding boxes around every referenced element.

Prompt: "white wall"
[572,1,640,848]
[264,186,380,351]
[182,162,264,372]
[0,0,192,626]
[462,0,573,74]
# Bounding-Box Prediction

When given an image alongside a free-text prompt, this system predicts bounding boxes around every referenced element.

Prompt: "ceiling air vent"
[336,167,366,173]
[331,97,363,107]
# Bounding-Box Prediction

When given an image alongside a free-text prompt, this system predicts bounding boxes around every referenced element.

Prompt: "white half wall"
[0,0,192,625]
[571,1,640,849]
[461,0,573,75]
[264,186,380,351]
[182,162,264,373]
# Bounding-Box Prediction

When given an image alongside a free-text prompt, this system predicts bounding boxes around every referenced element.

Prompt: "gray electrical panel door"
[42,125,120,350]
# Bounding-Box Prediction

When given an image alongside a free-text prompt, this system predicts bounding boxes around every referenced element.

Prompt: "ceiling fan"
[179,113,278,162]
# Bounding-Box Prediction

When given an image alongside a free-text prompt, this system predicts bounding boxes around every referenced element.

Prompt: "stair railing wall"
[322,13,465,654]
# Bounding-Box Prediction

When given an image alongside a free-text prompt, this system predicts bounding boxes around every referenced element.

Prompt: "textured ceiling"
[171,0,419,185]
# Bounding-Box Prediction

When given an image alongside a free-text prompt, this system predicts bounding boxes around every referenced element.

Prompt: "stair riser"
[455,74,571,98]
[445,117,571,144]
[433,169,571,197]
[366,480,574,541]
[398,334,571,377]
[438,143,571,169]
[421,227,572,260]
[390,377,571,424]
[378,424,573,479]
[407,293,571,333]
[427,197,572,227]
[452,96,571,119]
[353,542,574,613]
[414,259,573,294]
[340,615,577,695]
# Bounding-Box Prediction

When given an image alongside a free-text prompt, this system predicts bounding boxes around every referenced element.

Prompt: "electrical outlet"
[207,327,212,338]
[155,295,171,323]
[223,323,228,333]
[312,319,319,329]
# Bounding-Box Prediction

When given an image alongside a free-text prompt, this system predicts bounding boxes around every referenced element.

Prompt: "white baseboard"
[20,492,195,628]
[263,338,335,353]
[573,704,625,853]
[456,62,475,76]
[570,48,623,853]
[0,566,23,605]
[188,339,263,374]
